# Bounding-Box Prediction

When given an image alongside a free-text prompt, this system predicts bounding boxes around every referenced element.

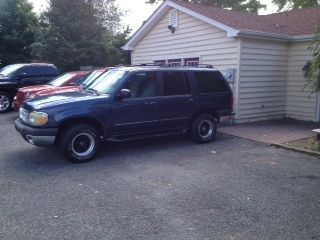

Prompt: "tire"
[0,91,12,113]
[59,124,100,163]
[190,114,217,143]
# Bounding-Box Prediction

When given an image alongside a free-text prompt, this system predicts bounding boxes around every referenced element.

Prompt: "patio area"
[218,119,320,144]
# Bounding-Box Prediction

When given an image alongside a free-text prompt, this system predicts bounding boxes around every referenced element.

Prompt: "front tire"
[0,91,12,113]
[59,124,100,163]
[190,114,217,143]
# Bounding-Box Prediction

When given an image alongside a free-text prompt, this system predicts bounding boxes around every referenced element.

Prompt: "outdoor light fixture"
[167,25,175,33]
[302,61,311,77]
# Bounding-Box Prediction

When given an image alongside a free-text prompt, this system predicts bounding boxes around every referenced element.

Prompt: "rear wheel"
[190,114,217,143]
[59,124,100,163]
[0,91,12,113]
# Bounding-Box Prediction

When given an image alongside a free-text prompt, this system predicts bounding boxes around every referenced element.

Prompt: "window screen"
[195,71,229,93]
[162,71,190,96]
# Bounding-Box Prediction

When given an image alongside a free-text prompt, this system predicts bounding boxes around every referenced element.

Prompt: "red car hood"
[33,86,82,97]
[19,85,56,94]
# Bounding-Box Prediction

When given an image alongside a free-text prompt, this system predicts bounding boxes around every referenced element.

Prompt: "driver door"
[111,71,160,137]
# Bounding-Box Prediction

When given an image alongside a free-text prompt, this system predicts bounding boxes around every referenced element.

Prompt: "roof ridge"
[265,5,320,16]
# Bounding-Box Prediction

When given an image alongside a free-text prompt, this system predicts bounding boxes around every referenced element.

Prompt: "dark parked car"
[12,71,89,111]
[0,63,59,113]
[15,65,233,163]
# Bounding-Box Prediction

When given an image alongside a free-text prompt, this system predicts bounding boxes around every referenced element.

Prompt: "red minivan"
[13,71,88,111]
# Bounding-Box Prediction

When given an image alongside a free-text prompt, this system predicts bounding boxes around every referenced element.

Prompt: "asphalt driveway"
[0,112,320,240]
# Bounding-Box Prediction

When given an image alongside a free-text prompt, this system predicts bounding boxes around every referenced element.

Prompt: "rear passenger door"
[158,71,195,129]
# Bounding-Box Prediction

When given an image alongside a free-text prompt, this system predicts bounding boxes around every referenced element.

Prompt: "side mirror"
[117,89,131,100]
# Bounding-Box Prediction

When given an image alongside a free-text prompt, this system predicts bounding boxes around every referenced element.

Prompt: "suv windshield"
[0,64,24,78]
[49,73,76,87]
[86,69,127,94]
[78,70,104,87]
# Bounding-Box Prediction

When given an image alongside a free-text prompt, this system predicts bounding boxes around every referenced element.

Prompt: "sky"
[29,0,278,33]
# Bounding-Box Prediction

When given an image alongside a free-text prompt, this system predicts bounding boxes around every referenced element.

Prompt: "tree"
[272,0,319,11]
[0,0,38,67]
[146,0,266,14]
[307,27,320,93]
[32,0,121,72]
[105,26,131,65]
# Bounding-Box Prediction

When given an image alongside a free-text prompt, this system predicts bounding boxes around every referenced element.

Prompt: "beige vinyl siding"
[286,42,316,121]
[237,38,289,122]
[131,10,239,71]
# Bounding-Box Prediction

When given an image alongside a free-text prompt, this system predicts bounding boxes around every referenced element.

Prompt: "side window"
[21,67,39,76]
[195,71,229,93]
[162,71,190,96]
[38,66,57,75]
[124,72,157,98]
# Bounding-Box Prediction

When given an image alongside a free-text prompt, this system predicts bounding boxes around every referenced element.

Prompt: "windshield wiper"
[84,88,100,95]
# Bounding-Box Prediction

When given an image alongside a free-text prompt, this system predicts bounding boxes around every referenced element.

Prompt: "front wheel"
[0,91,12,113]
[190,114,217,143]
[59,124,100,163]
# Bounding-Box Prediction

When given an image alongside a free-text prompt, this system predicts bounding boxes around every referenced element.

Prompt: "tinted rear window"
[195,71,229,93]
[162,71,190,96]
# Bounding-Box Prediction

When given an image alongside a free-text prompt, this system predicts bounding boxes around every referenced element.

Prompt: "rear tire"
[0,91,12,113]
[59,124,100,163]
[190,114,217,143]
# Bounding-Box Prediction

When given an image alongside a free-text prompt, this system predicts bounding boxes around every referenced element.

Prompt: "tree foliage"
[0,0,38,67]
[32,0,126,72]
[272,0,320,11]
[307,27,320,93]
[146,0,266,14]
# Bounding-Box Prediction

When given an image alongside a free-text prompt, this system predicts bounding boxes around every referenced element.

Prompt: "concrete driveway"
[219,119,320,144]
[0,112,320,240]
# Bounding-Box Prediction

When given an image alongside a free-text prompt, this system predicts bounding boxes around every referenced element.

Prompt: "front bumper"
[15,119,58,146]
[12,99,21,111]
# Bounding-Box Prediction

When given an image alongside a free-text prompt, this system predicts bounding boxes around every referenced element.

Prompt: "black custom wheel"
[59,124,100,163]
[0,91,12,113]
[190,114,217,143]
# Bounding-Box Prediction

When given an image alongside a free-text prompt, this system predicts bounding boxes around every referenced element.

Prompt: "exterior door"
[111,71,159,135]
[158,71,195,129]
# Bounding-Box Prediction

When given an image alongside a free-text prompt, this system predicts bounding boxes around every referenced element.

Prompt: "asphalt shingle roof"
[170,0,320,35]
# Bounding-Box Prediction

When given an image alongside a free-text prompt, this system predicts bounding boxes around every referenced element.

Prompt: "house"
[123,0,320,123]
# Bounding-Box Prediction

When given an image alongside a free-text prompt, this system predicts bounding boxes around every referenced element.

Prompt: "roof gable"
[123,0,320,50]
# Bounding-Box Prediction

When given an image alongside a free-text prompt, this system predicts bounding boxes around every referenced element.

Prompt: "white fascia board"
[238,30,315,42]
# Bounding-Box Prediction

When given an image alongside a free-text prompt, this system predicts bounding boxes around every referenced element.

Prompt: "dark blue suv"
[15,66,233,163]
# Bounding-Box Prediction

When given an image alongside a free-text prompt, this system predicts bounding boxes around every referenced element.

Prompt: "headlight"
[25,92,31,99]
[27,111,48,126]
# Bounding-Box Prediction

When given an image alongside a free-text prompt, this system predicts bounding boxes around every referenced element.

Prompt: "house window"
[184,58,199,67]
[154,60,166,66]
[168,59,182,67]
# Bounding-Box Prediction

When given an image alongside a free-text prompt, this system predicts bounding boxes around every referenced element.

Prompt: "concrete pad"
[218,119,320,144]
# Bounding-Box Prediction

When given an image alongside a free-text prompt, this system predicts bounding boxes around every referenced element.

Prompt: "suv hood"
[24,91,110,110]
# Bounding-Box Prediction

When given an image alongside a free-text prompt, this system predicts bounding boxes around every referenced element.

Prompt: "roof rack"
[133,63,215,68]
